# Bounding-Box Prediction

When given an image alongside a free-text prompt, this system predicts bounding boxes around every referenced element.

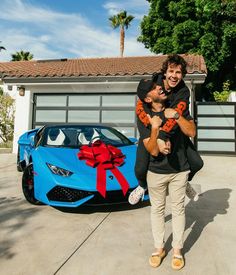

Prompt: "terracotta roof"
[0,54,207,79]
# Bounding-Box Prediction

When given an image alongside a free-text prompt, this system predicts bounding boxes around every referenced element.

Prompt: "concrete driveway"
[0,153,235,275]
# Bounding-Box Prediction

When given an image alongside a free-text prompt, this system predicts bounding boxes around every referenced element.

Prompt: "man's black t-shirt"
[138,110,190,174]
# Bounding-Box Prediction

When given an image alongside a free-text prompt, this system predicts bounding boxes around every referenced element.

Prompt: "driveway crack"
[53,212,111,275]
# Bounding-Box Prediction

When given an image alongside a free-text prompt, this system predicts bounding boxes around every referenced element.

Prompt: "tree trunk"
[120,27,125,57]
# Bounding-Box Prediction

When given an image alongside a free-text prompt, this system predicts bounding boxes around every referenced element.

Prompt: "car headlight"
[46,163,73,177]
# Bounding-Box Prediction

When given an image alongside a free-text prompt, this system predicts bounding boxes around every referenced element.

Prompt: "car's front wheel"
[22,163,43,205]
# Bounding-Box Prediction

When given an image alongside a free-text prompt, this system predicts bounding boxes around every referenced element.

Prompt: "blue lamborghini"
[17,124,139,207]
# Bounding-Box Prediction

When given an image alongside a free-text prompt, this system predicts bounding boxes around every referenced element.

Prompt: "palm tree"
[11,50,33,61]
[109,10,134,57]
[0,41,6,51]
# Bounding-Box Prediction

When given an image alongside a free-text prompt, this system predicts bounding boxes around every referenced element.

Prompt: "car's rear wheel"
[22,163,43,205]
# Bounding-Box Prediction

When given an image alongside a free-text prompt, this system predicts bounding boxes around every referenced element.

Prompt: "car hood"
[34,144,137,175]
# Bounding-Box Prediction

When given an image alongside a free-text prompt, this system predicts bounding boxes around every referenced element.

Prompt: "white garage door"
[33,93,138,138]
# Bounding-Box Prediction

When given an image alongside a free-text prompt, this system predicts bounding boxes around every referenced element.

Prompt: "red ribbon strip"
[77,140,129,198]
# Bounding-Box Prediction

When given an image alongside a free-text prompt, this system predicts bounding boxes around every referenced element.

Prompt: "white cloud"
[103,0,149,19]
[0,28,62,61]
[0,0,90,26]
[0,0,151,61]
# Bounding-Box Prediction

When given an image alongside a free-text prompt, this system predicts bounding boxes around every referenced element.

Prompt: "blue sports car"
[17,124,139,207]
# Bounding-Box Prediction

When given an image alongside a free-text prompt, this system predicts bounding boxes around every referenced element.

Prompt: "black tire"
[22,163,43,205]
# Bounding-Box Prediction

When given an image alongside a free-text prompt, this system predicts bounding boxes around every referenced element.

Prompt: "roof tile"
[0,55,207,79]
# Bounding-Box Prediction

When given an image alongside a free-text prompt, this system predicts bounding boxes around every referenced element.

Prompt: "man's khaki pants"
[147,170,190,249]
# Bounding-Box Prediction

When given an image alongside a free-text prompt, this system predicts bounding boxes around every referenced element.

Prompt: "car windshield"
[41,125,133,148]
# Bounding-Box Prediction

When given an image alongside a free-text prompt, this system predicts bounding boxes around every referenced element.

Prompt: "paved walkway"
[0,154,235,275]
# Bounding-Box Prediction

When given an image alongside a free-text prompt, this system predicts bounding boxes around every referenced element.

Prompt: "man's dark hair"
[137,79,157,102]
[161,54,187,77]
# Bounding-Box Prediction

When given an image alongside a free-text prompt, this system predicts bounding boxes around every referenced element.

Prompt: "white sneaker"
[186,182,199,201]
[128,186,146,205]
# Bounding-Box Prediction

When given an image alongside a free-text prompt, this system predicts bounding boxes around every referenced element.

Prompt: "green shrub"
[213,80,231,102]
[0,93,15,143]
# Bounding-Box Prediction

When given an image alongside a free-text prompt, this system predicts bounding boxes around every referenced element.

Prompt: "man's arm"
[136,99,150,127]
[159,85,191,140]
[143,115,168,156]
[136,86,192,141]
[164,108,196,137]
[176,117,196,137]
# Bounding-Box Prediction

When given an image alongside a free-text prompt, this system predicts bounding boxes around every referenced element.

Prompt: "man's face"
[164,64,183,89]
[145,85,167,104]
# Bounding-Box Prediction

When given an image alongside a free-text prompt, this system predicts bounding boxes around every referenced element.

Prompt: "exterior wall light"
[18,86,25,96]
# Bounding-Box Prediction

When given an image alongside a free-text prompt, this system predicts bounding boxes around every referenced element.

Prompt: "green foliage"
[109,10,134,29]
[0,93,15,143]
[138,0,236,99]
[172,20,200,53]
[213,80,231,102]
[109,10,134,57]
[11,50,33,61]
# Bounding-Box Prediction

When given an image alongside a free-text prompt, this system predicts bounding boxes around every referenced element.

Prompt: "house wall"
[13,88,33,153]
[3,85,17,98]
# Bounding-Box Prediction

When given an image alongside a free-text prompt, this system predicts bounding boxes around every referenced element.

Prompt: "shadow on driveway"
[53,200,150,214]
[0,197,41,260]
[164,188,231,254]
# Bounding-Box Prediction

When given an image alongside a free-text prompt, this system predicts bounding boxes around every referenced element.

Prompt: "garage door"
[33,93,138,138]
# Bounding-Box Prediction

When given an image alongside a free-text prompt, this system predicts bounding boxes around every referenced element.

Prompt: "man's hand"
[143,115,163,156]
[157,138,171,155]
[164,108,178,119]
[147,114,162,128]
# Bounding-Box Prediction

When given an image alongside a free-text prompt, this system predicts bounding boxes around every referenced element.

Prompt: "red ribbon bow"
[77,140,129,198]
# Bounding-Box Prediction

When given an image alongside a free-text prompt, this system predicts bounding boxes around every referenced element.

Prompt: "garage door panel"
[33,94,138,138]
[102,95,135,107]
[36,95,67,107]
[36,110,66,123]
[102,110,135,123]
[68,110,100,123]
[68,95,100,107]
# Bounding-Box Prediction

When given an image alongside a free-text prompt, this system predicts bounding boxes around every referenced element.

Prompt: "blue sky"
[0,0,152,61]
